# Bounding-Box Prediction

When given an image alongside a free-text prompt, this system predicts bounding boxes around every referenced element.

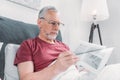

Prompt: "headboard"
[0,16,62,79]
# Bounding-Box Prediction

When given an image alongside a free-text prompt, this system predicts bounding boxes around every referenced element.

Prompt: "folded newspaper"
[74,41,114,74]
[52,41,114,80]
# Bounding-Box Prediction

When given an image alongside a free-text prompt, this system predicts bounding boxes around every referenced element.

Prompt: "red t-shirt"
[14,37,69,72]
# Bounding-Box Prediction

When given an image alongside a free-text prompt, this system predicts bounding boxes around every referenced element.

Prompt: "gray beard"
[46,34,57,40]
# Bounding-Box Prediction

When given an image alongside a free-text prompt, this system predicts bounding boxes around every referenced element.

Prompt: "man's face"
[38,10,62,40]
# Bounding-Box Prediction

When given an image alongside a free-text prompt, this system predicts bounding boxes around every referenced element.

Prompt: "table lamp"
[80,0,109,45]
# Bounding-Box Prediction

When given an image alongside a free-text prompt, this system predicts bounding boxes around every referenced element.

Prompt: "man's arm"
[18,61,60,80]
[18,51,79,80]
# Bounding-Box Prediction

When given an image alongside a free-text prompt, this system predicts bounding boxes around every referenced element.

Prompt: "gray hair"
[38,6,58,18]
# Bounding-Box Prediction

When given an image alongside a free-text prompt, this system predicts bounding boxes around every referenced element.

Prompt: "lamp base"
[89,23,103,45]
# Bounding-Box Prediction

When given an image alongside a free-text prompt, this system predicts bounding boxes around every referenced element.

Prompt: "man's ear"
[37,19,41,28]
[37,18,41,24]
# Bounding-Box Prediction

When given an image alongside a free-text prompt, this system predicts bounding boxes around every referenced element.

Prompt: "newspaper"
[74,41,114,74]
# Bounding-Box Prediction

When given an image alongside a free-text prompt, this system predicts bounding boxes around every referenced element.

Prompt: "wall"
[0,0,39,24]
[100,0,120,64]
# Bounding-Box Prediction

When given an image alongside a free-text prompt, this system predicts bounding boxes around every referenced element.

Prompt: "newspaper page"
[74,41,114,74]
[74,41,106,55]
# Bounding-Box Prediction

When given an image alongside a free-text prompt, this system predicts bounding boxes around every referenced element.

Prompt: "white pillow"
[95,64,120,80]
[0,42,3,80]
[0,42,3,51]
[4,43,20,80]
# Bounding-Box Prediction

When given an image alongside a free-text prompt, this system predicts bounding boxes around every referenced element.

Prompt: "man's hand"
[53,51,79,73]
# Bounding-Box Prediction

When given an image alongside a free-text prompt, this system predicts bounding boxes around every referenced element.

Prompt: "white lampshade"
[80,0,109,22]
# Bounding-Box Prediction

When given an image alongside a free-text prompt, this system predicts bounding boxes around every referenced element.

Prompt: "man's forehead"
[45,10,59,16]
[45,11,61,21]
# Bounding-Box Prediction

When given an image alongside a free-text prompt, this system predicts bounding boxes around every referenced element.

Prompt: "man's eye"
[49,22,61,26]
[51,22,56,25]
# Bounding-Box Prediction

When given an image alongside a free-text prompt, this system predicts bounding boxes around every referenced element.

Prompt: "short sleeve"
[14,40,32,66]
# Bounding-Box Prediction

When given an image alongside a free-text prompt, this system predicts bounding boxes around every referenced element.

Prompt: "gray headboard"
[0,16,62,79]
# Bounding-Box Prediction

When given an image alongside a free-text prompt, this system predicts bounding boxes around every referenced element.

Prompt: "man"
[14,6,79,80]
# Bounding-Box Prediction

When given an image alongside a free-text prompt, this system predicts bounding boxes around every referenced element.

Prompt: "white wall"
[0,0,39,24]
[100,0,120,64]
[0,0,120,64]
